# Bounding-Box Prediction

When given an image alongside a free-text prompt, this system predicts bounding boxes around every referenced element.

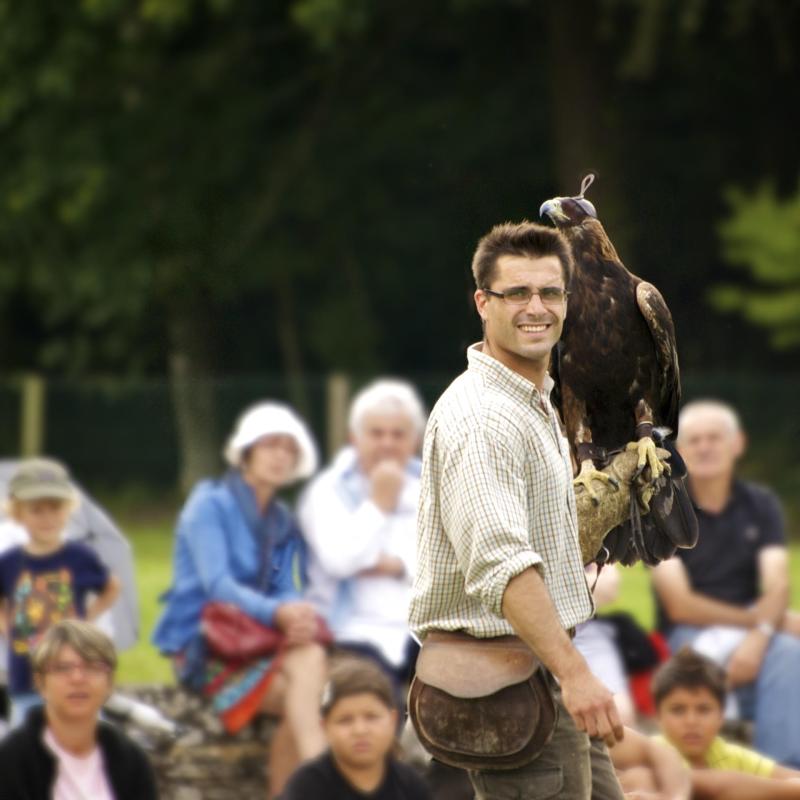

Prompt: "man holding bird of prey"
[409,179,695,798]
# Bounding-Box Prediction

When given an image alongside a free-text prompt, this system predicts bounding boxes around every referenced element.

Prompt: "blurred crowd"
[0,383,798,799]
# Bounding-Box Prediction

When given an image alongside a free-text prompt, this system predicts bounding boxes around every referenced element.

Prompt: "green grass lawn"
[116,520,176,685]
[607,549,800,628]
[115,518,800,685]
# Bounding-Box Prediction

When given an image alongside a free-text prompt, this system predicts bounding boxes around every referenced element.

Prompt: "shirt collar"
[466,342,554,406]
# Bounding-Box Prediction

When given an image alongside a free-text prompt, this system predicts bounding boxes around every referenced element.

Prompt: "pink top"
[44,727,115,800]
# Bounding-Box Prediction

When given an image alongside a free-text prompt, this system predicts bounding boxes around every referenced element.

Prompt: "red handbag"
[201,602,334,661]
[201,602,283,660]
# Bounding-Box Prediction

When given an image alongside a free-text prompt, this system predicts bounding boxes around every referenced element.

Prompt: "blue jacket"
[152,473,306,654]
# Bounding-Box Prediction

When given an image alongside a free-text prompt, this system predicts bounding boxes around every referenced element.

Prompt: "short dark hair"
[471,221,574,289]
[652,647,726,710]
[320,658,395,717]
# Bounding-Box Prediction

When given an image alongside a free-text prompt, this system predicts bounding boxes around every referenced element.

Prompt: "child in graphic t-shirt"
[281,658,433,800]
[0,458,120,726]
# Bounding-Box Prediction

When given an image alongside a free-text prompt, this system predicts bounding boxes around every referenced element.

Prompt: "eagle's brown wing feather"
[636,282,681,433]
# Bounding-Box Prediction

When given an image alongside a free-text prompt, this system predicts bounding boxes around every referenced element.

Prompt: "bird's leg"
[624,400,666,488]
[573,436,619,507]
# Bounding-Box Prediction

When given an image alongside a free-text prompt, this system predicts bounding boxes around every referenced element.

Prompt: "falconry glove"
[576,438,698,567]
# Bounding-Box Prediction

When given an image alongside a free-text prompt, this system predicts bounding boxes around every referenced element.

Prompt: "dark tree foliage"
[1,0,798,376]
[0,0,798,485]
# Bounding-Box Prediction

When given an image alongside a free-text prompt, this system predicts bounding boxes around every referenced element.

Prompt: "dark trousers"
[468,696,624,800]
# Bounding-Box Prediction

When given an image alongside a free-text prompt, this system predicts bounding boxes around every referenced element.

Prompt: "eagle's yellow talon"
[626,437,665,482]
[573,459,619,504]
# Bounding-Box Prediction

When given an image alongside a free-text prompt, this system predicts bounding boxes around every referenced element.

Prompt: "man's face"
[353,412,418,474]
[657,686,723,765]
[474,254,567,377]
[37,644,113,723]
[243,434,299,488]
[677,409,744,482]
[324,692,397,771]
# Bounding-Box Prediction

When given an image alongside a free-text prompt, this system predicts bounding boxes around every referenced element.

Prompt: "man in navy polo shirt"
[652,399,800,767]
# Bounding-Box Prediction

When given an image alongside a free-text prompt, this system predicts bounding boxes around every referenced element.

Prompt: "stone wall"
[111,684,755,800]
[114,686,272,800]
[116,685,474,800]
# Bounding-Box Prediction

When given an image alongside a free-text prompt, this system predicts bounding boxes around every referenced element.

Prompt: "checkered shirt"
[409,344,594,639]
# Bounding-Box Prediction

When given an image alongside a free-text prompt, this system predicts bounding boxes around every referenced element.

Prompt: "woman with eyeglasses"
[0,619,159,799]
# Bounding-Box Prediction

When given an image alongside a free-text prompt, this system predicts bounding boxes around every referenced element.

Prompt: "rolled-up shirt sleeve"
[439,428,543,618]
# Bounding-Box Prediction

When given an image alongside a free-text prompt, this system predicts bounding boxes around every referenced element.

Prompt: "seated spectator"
[646,648,800,799]
[573,563,637,726]
[608,724,691,799]
[152,402,327,798]
[0,619,158,799]
[280,658,433,799]
[0,460,142,737]
[651,399,800,767]
[298,380,425,690]
[0,458,121,727]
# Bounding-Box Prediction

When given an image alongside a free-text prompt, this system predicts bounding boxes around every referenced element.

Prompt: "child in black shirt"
[281,658,432,800]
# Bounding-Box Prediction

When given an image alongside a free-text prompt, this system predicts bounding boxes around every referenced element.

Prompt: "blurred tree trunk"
[546,2,632,254]
[274,271,309,415]
[167,291,219,494]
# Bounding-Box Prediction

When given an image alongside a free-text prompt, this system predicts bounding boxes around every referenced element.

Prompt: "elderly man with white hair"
[298,379,426,688]
[652,399,800,768]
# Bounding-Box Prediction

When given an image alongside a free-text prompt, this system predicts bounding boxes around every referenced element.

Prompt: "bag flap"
[416,632,538,698]
[408,670,557,770]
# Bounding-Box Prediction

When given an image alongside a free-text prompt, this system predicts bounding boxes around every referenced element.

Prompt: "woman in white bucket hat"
[224,402,318,482]
[154,401,328,798]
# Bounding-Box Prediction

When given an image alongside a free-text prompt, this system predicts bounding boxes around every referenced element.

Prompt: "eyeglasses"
[483,286,569,306]
[46,660,112,678]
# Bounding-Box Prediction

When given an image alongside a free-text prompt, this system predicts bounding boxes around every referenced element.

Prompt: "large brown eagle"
[540,175,697,564]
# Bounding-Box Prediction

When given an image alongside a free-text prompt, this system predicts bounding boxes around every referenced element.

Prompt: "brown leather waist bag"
[407,631,557,771]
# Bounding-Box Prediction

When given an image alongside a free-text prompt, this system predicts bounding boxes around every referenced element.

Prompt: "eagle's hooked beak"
[539,198,567,224]
[540,196,598,226]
